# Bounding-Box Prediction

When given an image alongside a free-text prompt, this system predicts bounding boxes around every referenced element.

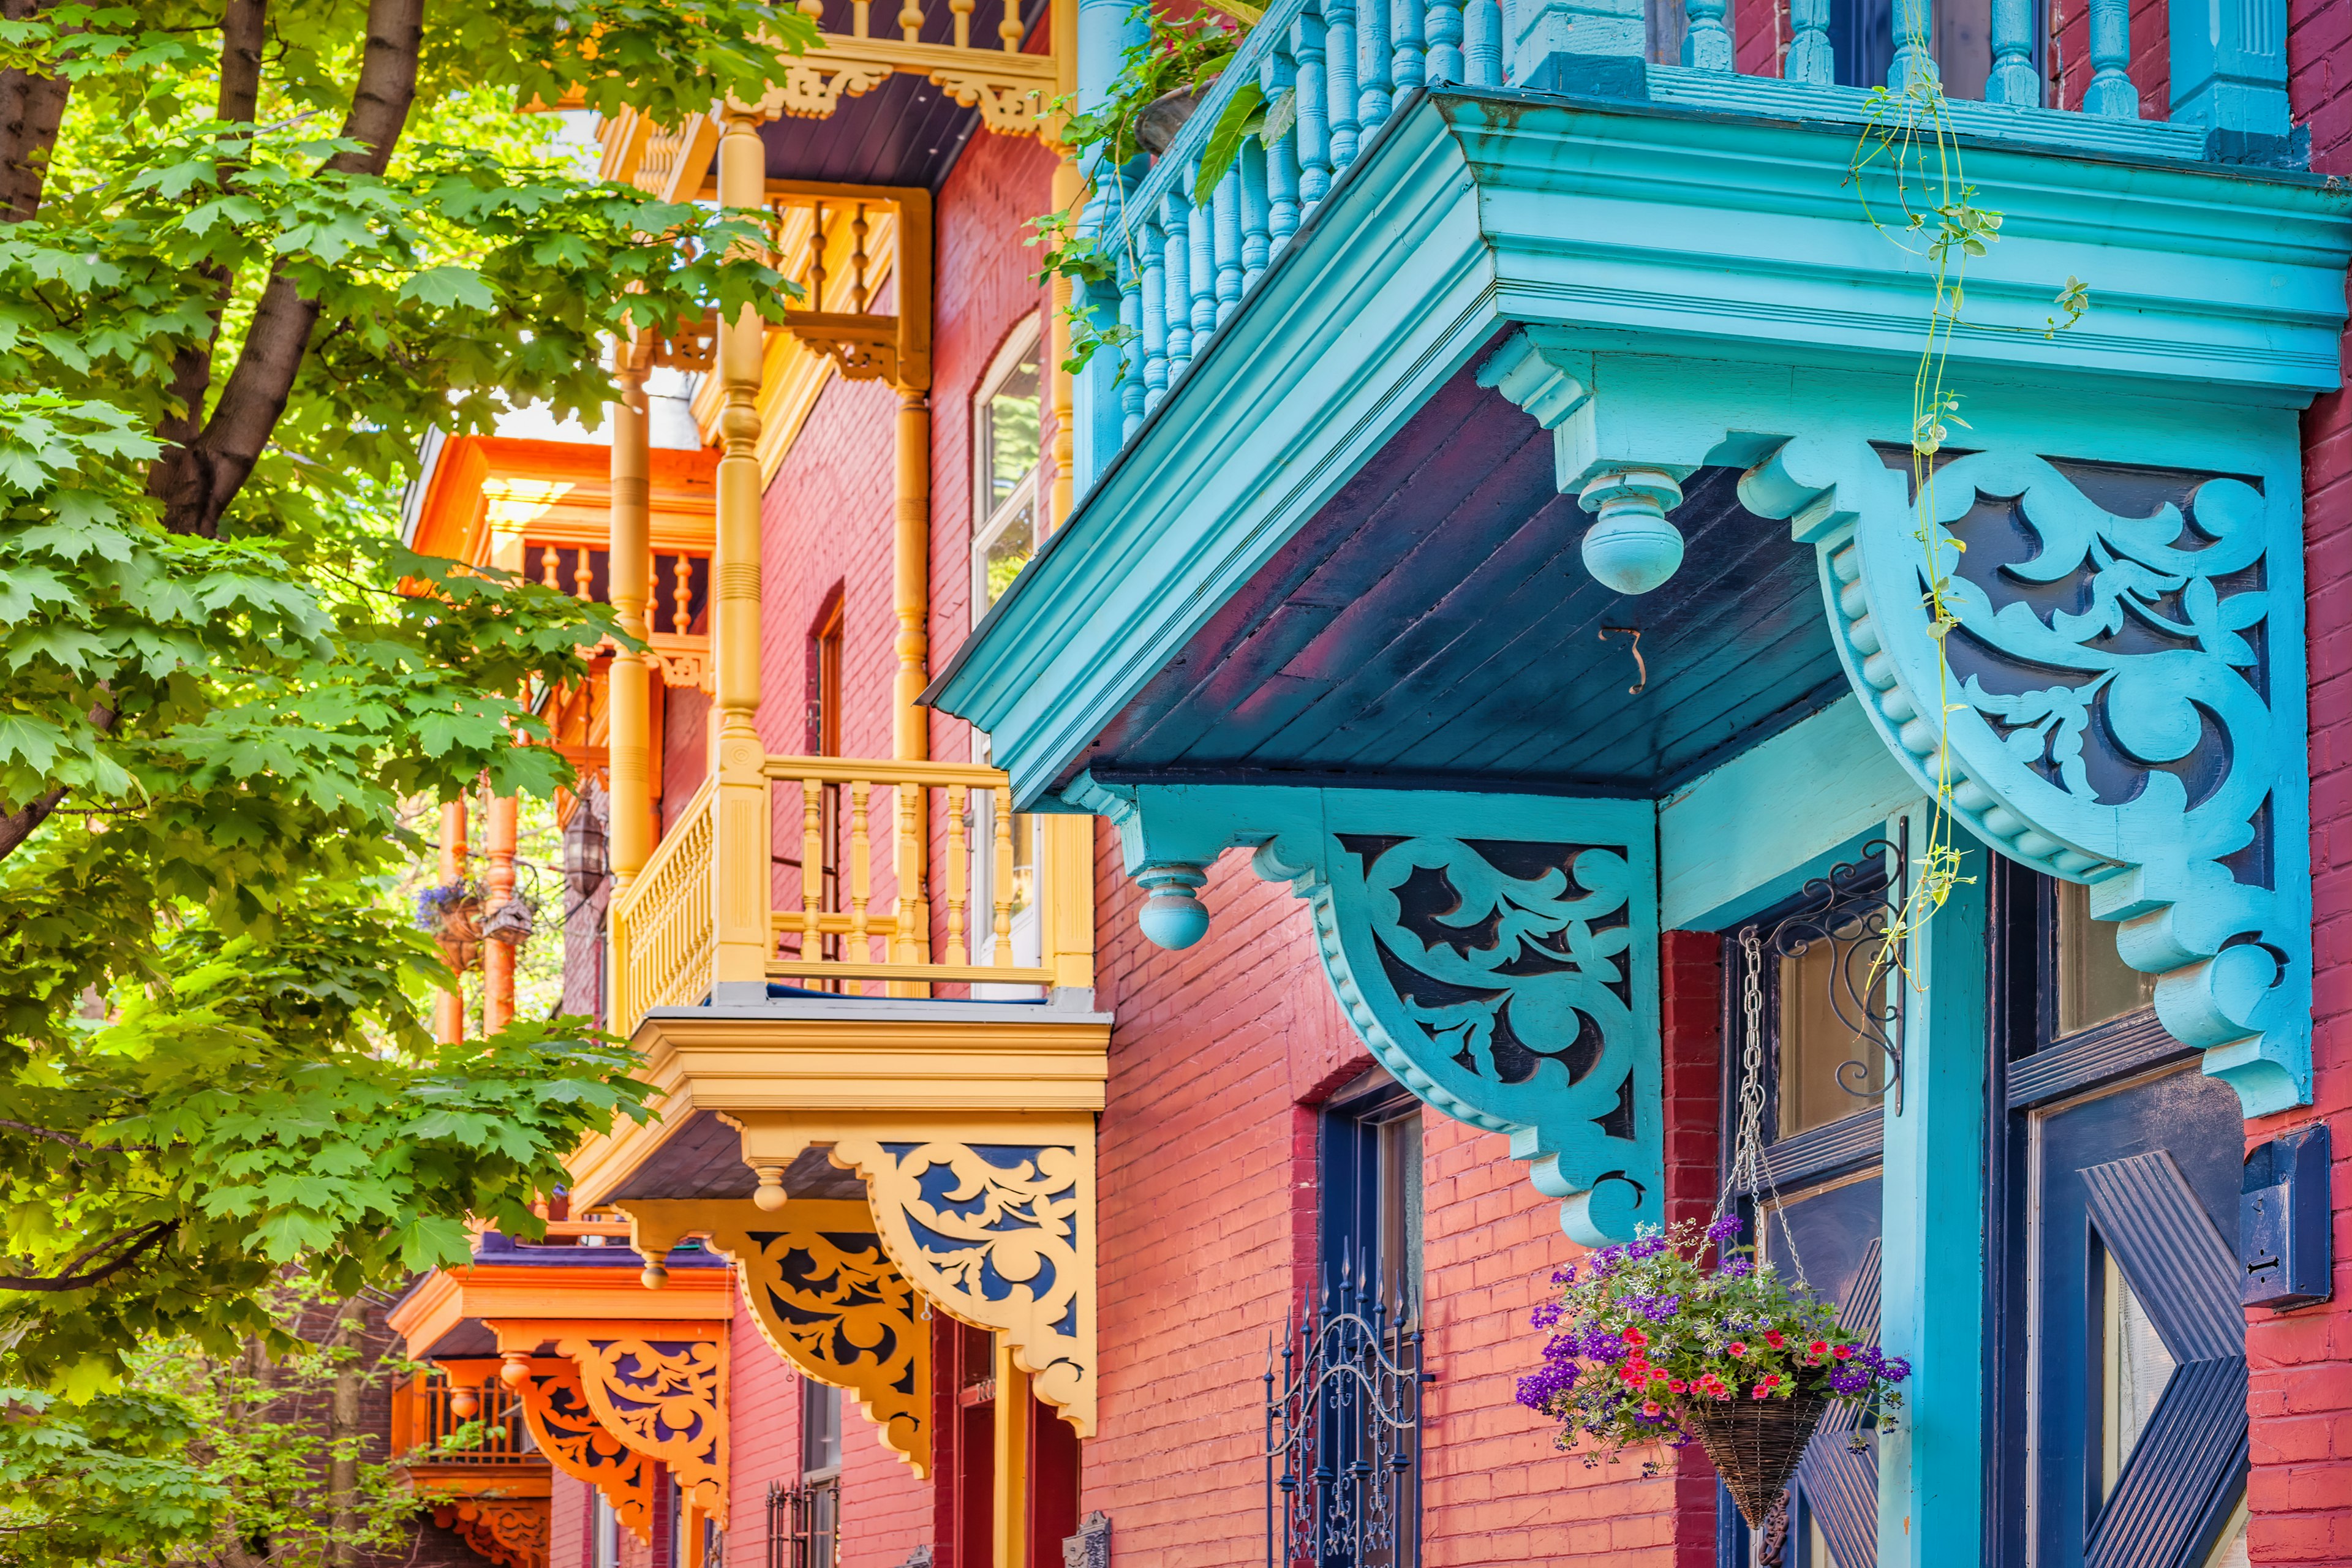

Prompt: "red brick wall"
[552,1472,591,1568]
[1083,832,1727,1567]
[733,1289,803,1568]
[662,686,709,833]
[840,1405,932,1568]
[2256,7,2352,1562]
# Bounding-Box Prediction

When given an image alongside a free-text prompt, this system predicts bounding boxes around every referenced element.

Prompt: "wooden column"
[435,799,468,1042]
[894,386,932,763]
[710,107,773,1004]
[1047,0,1080,529]
[483,785,519,1034]
[608,353,654,896]
[990,1340,1031,1568]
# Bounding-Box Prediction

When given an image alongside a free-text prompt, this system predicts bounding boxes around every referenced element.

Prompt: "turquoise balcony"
[929,12,2345,1559]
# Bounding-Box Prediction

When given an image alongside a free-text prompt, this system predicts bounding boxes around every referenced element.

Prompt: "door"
[2024,1067,2248,1568]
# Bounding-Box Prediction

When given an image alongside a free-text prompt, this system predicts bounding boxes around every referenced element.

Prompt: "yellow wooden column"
[608,352,654,897]
[992,1338,1032,1568]
[888,193,936,990]
[893,385,932,764]
[710,107,772,1004]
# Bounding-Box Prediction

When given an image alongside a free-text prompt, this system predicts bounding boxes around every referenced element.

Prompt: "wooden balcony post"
[991,1338,1032,1568]
[890,195,935,990]
[609,353,654,898]
[1047,0,1079,528]
[1042,815,1096,997]
[435,798,468,1042]
[483,785,519,1033]
[711,105,774,1004]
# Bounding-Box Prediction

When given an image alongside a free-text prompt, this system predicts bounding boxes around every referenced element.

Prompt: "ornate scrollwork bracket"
[433,1498,551,1568]
[619,1199,932,1474]
[1067,780,1665,1246]
[1740,437,2312,1115]
[783,312,900,384]
[502,1354,658,1542]
[826,1133,1097,1436]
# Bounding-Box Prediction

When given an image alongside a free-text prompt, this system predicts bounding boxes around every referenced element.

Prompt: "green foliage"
[0,0,803,1408]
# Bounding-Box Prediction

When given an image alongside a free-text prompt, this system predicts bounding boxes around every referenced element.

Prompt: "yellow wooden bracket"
[620,1198,933,1475]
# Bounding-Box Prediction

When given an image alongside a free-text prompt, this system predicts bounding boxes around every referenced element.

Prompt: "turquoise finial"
[1577,469,1686,595]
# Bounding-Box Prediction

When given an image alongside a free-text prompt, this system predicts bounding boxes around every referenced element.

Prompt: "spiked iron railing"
[1265,1259,1427,1568]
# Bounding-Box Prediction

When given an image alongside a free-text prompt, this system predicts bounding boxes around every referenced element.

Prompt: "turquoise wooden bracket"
[1735,438,2311,1117]
[1066,779,1664,1245]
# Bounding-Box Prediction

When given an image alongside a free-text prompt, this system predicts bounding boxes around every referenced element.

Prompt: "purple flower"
[1827,1366,1872,1396]
[1706,1214,1743,1243]
[1719,1257,1753,1279]
[1516,1361,1579,1410]
[1880,1356,1911,1382]
[1531,1302,1564,1330]
[1551,1264,1579,1286]
[1628,1235,1669,1261]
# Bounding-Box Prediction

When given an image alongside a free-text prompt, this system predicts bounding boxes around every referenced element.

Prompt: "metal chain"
[1717,930,1806,1283]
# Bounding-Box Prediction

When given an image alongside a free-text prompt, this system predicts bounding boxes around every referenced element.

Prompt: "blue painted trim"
[1069,777,1664,1245]
[1657,696,1921,930]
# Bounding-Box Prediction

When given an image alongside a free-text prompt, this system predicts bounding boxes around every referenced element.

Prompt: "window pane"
[1376,1109,1423,1304]
[1776,927,1888,1139]
[801,1379,842,1476]
[2057,878,2156,1035]
[982,496,1036,609]
[2099,1242,2174,1500]
[985,358,1042,507]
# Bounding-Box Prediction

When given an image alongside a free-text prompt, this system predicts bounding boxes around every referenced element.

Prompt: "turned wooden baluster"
[944,785,970,966]
[1187,181,1215,347]
[1295,7,1333,210]
[540,545,560,589]
[850,0,869,37]
[990,790,1014,967]
[846,778,872,990]
[573,546,594,600]
[998,0,1023,49]
[2082,0,2139,117]
[1117,251,1145,440]
[1161,189,1193,372]
[1986,0,2040,105]
[1213,167,1243,326]
[892,778,921,967]
[1239,140,1272,293]
[673,554,694,635]
[951,0,973,48]
[807,203,829,312]
[1325,0,1360,171]
[1357,0,1391,132]
[850,205,870,313]
[801,775,825,963]
[898,0,924,42]
[1422,0,1462,83]
[1140,212,1170,410]
[1784,0,1831,83]
[1393,0,1426,95]
[1463,0,1500,85]
[1264,43,1302,247]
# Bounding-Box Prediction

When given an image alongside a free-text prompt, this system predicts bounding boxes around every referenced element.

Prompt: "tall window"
[796,1380,842,1568]
[1321,1069,1424,1301]
[807,590,843,757]
[972,323,1042,622]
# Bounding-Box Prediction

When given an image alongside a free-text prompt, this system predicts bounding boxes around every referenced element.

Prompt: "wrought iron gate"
[1265,1261,1427,1568]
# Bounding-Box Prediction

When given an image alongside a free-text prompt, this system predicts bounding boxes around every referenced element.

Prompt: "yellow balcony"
[609,755,1092,1035]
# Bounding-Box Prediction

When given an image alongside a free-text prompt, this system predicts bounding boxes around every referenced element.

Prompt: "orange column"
[435,799,469,1042]
[483,785,519,1034]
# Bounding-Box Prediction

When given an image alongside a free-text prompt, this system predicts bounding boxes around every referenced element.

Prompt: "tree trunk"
[326,1295,368,1564]
[0,0,72,221]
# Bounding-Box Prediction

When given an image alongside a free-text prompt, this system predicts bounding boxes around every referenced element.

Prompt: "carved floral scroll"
[554,1336,728,1525]
[1740,439,2309,1114]
[433,1498,552,1568]
[510,1356,657,1542]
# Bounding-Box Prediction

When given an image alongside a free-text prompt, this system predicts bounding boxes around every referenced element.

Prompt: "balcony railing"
[612,777,718,1031]
[1093,0,2280,457]
[393,1373,540,1466]
[611,758,1068,1034]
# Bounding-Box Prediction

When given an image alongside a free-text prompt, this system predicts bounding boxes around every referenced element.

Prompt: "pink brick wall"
[1083,833,1727,1567]
[2256,7,2352,1562]
[553,1471,591,1568]
[733,1289,803,1567]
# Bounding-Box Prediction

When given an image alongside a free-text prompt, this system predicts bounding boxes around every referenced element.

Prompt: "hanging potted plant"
[1516,1215,1910,1525]
[415,880,486,971]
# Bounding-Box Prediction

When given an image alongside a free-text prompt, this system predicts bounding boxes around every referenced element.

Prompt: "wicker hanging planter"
[1678,1390,1831,1528]
[417,882,486,971]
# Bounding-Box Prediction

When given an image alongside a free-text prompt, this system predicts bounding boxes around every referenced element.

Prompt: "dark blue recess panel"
[1079,361,1846,796]
[761,73,981,189]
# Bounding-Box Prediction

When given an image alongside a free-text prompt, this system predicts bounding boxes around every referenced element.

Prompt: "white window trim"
[971,314,1046,632]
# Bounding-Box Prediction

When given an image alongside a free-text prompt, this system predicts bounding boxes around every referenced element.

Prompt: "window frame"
[970,317,1045,628]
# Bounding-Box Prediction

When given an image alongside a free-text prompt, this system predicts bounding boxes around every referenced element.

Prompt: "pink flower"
[1807,1340,1830,1357]
[1621,1327,1648,1347]
[1751,1385,1771,1400]
[1642,1401,1662,1417]
[1759,1373,1781,1390]
[1764,1331,1785,1349]
[1727,1341,1748,1357]
[1668,1379,1686,1393]
[1833,1345,1853,1360]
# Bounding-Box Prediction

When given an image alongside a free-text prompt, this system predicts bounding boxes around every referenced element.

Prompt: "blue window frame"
[1320,1071,1425,1308]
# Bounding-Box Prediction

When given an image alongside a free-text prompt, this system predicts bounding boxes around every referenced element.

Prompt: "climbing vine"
[1847,17,2089,1000]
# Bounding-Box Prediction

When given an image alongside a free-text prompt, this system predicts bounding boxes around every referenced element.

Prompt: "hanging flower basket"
[480,896,536,947]
[1516,1216,1909,1526]
[416,881,486,970]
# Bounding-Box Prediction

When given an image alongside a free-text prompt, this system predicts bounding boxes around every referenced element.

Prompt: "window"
[808,590,843,758]
[2053,877,2156,1036]
[972,323,1043,622]
[792,1380,842,1568]
[592,1490,619,1568]
[1321,1070,1424,1300]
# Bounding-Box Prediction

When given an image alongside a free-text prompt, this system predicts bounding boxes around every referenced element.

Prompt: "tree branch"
[153,0,423,538]
[0,0,72,221]
[0,1221,176,1291]
[0,699,115,862]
